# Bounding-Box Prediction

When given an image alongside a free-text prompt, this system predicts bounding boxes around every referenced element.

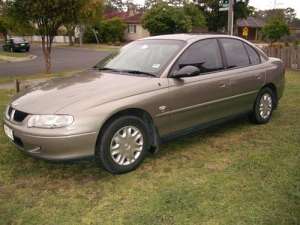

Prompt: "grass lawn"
[0,71,299,225]
[58,43,121,52]
[0,70,82,85]
[0,50,34,65]
[0,51,28,58]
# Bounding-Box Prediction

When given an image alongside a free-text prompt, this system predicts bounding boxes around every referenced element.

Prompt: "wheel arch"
[261,83,278,108]
[95,108,160,154]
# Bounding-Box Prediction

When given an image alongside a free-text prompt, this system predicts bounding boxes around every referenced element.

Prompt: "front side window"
[220,38,250,68]
[96,39,186,77]
[172,39,223,75]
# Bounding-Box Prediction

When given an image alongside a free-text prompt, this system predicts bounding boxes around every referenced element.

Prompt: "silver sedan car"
[3,34,285,174]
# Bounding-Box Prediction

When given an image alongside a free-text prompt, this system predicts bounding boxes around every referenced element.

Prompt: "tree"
[63,0,87,46]
[284,7,296,23]
[183,3,206,29]
[104,0,124,12]
[142,2,192,35]
[7,0,98,73]
[262,17,290,45]
[193,0,253,32]
[77,0,103,45]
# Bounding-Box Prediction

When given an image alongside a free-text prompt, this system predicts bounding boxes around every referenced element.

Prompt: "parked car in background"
[2,37,30,52]
[3,34,285,174]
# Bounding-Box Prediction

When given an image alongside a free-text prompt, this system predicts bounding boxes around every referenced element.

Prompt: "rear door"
[219,38,265,114]
[165,38,233,133]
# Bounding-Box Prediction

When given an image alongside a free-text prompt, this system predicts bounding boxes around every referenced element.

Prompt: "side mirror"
[172,65,200,79]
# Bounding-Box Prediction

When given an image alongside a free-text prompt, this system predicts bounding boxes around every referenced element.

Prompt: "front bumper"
[3,119,98,161]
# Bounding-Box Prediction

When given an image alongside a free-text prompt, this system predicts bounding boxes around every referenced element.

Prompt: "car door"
[165,38,234,133]
[219,38,266,114]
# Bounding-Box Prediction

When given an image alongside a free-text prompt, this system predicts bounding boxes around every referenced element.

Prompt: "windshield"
[95,39,185,77]
[12,38,26,43]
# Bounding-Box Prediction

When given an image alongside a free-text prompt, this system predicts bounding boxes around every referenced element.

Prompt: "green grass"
[0,71,300,225]
[58,43,121,52]
[0,51,28,58]
[0,70,82,85]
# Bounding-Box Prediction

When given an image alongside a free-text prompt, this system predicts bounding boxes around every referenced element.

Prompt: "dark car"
[3,34,285,174]
[2,37,30,52]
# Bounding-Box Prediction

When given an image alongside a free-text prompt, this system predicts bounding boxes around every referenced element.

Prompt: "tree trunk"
[41,36,53,74]
[79,25,84,46]
[92,29,99,45]
[66,25,74,46]
[68,31,74,46]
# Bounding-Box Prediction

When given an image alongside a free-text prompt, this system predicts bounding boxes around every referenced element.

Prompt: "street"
[0,46,110,76]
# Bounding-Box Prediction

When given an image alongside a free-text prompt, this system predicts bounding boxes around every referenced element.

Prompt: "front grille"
[7,106,28,123]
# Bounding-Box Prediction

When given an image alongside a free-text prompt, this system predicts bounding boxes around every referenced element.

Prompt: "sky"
[132,0,300,18]
[249,0,300,17]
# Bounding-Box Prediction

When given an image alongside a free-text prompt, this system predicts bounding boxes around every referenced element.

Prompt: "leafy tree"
[63,0,86,46]
[183,3,206,29]
[262,17,290,45]
[84,17,126,43]
[104,0,124,13]
[7,0,101,73]
[142,2,192,35]
[284,7,296,23]
[193,0,252,32]
[78,0,103,45]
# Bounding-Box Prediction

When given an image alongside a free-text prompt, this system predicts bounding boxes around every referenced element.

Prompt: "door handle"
[255,74,263,80]
[219,83,227,88]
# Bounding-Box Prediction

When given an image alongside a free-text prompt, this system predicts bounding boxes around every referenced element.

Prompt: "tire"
[250,87,276,124]
[95,116,150,174]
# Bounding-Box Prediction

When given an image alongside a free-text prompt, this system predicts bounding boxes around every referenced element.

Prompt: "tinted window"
[173,39,223,74]
[220,39,250,68]
[244,43,260,65]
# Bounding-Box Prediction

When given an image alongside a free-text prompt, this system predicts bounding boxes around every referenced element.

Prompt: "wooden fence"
[261,46,300,70]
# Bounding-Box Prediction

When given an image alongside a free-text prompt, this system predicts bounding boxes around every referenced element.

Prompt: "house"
[105,8,150,42]
[236,16,265,41]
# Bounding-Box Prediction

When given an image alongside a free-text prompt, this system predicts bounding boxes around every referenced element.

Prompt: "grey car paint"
[3,34,285,161]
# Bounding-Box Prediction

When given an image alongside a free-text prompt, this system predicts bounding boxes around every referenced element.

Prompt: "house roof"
[104,11,143,24]
[237,16,265,28]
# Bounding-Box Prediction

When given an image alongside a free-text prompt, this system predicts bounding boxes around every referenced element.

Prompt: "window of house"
[172,39,224,74]
[128,24,137,34]
[220,38,250,68]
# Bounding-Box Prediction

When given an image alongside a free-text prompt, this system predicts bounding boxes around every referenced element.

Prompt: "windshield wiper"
[97,67,121,72]
[122,70,157,78]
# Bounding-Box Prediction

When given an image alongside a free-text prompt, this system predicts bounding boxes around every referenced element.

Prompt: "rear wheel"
[95,116,150,174]
[250,87,275,124]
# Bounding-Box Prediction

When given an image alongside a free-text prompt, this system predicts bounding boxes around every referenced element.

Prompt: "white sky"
[132,0,300,18]
[249,0,300,17]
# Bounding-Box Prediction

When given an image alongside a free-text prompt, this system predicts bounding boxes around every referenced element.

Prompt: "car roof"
[142,33,247,43]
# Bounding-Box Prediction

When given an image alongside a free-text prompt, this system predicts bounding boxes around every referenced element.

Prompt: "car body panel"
[3,34,285,161]
[3,38,30,52]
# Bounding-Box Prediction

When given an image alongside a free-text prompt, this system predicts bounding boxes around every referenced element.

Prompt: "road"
[0,46,110,76]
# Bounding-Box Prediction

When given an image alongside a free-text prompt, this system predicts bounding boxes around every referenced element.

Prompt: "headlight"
[27,115,74,128]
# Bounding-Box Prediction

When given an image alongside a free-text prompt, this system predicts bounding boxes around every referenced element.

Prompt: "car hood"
[10,70,163,114]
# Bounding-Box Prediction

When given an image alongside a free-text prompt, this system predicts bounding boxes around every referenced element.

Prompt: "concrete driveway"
[0,46,110,76]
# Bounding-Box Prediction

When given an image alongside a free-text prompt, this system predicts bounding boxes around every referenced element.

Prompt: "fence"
[261,46,300,70]
[24,35,73,44]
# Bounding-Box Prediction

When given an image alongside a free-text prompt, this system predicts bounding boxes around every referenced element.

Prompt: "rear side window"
[220,38,250,68]
[244,44,261,65]
[173,39,223,74]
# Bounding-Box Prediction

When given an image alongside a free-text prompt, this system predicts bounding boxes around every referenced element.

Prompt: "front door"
[165,38,233,133]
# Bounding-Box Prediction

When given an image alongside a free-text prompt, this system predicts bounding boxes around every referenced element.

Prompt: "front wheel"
[95,116,150,174]
[250,87,275,124]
